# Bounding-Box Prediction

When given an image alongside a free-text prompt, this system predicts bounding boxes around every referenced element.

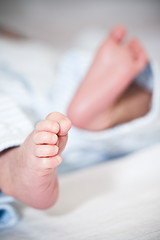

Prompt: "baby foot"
[68,26,148,130]
[2,112,71,209]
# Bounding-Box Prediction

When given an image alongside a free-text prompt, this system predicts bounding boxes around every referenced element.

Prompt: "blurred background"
[0,0,159,60]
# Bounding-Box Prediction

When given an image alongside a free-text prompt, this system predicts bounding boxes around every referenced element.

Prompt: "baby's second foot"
[2,112,71,209]
[68,26,148,129]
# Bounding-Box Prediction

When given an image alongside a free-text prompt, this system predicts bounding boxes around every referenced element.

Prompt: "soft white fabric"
[0,94,33,152]
[0,37,59,121]
[0,192,19,231]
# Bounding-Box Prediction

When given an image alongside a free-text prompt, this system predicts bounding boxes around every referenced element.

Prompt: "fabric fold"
[0,192,19,231]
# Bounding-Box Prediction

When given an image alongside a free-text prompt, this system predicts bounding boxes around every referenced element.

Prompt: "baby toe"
[35,144,59,158]
[39,155,62,169]
[128,38,148,72]
[46,112,72,136]
[110,25,126,43]
[34,131,58,145]
[35,120,60,134]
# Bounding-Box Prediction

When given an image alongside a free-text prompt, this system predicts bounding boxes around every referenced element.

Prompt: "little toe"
[128,38,148,71]
[39,155,62,169]
[46,112,72,136]
[128,38,142,58]
[109,25,126,43]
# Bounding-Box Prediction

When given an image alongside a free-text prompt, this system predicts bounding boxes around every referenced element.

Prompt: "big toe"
[109,25,127,43]
[46,112,72,136]
[128,38,148,72]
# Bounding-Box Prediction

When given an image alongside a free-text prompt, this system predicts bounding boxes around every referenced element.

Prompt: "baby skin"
[0,112,71,209]
[68,26,151,130]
